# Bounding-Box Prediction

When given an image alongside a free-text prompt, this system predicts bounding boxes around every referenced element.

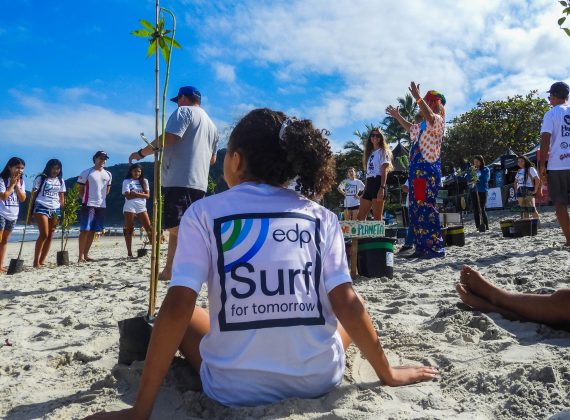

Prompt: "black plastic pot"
[118,316,153,365]
[137,248,148,258]
[56,251,69,266]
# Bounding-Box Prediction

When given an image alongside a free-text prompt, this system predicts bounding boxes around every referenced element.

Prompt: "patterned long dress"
[408,117,445,258]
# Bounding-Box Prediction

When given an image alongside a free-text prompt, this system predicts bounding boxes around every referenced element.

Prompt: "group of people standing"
[0,85,219,275]
[338,82,448,259]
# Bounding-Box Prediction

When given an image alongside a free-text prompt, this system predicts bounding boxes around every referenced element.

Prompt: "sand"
[1,208,569,419]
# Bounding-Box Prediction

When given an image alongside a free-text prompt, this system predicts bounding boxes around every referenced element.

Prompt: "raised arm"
[385,106,412,132]
[129,132,180,164]
[329,283,437,386]
[409,82,436,126]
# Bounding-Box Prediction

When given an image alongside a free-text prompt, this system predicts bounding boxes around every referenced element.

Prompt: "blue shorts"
[0,215,16,232]
[33,203,61,219]
[80,205,105,232]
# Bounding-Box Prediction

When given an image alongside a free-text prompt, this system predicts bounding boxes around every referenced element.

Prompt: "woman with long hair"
[386,82,446,258]
[31,159,66,267]
[0,157,26,272]
[514,155,540,220]
[357,128,393,221]
[122,163,152,257]
[470,155,490,231]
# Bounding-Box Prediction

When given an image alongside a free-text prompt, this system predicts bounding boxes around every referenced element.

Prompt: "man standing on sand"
[77,151,112,262]
[129,86,218,280]
[539,81,570,246]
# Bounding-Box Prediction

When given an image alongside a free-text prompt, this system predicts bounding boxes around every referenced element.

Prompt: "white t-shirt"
[515,167,538,188]
[169,182,351,407]
[339,178,365,208]
[33,176,66,210]
[366,149,387,178]
[77,167,112,208]
[0,178,25,221]
[122,178,149,214]
[540,103,570,170]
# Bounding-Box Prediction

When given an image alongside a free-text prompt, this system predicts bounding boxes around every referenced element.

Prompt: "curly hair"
[362,128,393,173]
[227,108,336,199]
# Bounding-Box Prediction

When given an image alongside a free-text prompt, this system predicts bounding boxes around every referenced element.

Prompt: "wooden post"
[350,238,358,279]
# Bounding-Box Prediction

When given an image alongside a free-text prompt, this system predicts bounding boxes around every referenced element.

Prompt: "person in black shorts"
[357,129,393,221]
[129,86,219,279]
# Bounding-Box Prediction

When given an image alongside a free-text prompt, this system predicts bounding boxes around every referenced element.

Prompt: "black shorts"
[162,187,205,229]
[362,176,385,201]
[548,170,570,205]
[344,205,359,211]
[516,186,533,198]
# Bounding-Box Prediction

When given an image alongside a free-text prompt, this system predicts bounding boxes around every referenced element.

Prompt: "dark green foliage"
[442,91,549,169]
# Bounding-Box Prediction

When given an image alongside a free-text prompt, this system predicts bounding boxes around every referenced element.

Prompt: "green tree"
[559,0,570,36]
[382,93,418,146]
[60,184,81,252]
[442,91,549,169]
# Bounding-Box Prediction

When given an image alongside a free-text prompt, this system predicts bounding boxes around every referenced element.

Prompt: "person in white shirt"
[513,156,540,220]
[31,159,66,268]
[77,151,112,262]
[122,164,152,257]
[539,81,570,245]
[0,157,26,273]
[337,167,365,220]
[91,108,436,418]
[357,128,393,221]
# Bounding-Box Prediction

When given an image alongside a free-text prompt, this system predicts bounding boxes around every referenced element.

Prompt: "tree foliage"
[60,183,81,252]
[559,0,570,37]
[131,17,181,61]
[381,93,418,146]
[442,91,549,169]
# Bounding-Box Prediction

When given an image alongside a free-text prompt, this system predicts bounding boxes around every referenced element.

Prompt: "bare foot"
[455,283,502,314]
[158,270,171,281]
[78,258,87,263]
[0,267,6,273]
[459,265,502,304]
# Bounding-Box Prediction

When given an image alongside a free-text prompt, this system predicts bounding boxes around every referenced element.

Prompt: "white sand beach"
[1,208,569,419]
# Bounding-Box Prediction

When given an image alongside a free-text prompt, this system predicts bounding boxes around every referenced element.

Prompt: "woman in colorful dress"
[386,82,446,258]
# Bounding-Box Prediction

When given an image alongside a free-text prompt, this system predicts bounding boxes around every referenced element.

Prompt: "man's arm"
[129,133,181,164]
[539,132,551,182]
[77,184,85,201]
[210,152,217,166]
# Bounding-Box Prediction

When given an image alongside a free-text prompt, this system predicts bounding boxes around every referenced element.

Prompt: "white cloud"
[187,0,570,128]
[0,90,154,155]
[213,62,237,83]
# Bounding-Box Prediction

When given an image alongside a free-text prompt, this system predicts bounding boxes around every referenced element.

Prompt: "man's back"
[163,105,218,190]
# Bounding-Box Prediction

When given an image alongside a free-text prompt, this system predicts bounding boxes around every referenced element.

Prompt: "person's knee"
[551,289,570,303]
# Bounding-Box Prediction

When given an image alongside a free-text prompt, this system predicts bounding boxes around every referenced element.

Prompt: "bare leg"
[459,265,570,324]
[554,203,570,246]
[456,283,519,320]
[349,209,359,221]
[372,198,384,221]
[138,211,153,239]
[178,306,210,372]
[357,199,373,221]
[78,231,88,262]
[0,230,9,272]
[159,227,178,281]
[34,214,49,267]
[38,216,57,265]
[123,212,135,257]
[84,231,96,261]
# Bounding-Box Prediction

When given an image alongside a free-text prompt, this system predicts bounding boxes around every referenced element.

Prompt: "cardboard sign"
[340,220,385,238]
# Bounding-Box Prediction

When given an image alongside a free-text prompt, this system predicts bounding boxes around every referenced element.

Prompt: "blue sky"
[2,0,570,181]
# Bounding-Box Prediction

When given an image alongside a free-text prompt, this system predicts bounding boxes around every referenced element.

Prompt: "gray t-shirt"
[163,105,218,190]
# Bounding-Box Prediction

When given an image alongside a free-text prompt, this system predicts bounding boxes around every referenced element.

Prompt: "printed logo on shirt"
[214,212,324,331]
[560,153,570,161]
[367,155,375,172]
[564,115,570,125]
[344,183,358,196]
[562,123,570,138]
[561,142,569,149]
[42,180,61,198]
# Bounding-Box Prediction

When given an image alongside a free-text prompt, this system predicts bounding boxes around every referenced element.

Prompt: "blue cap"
[170,86,201,103]
[547,81,569,97]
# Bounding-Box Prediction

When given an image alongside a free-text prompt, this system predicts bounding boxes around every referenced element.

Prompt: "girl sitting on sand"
[0,157,26,273]
[513,155,540,220]
[122,164,152,257]
[91,108,437,418]
[31,159,66,268]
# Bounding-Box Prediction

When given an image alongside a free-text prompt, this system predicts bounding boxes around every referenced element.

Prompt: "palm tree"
[382,93,418,147]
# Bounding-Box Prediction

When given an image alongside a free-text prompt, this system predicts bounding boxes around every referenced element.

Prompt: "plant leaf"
[163,36,181,49]
[564,27,570,36]
[560,1,568,6]
[131,29,151,37]
[146,39,157,57]
[140,19,154,30]
[559,16,567,26]
[159,45,170,62]
[158,37,165,48]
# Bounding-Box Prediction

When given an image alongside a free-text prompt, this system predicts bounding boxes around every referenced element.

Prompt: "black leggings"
[471,191,488,229]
